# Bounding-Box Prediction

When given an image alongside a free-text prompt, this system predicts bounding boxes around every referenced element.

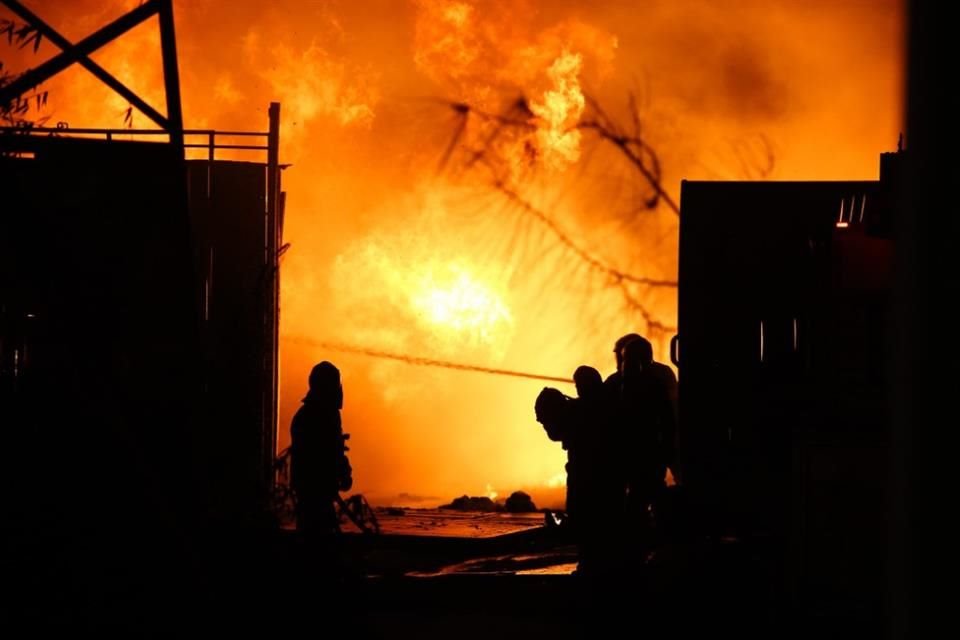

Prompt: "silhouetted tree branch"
[1,17,48,129]
[436,92,679,335]
[578,94,677,214]
[494,178,677,289]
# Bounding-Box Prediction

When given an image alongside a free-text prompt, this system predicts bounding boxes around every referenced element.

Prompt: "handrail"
[0,127,268,137]
[0,125,271,160]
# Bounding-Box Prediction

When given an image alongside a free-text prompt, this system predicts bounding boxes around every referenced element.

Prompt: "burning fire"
[328,193,516,363]
[411,265,513,346]
[529,50,585,170]
[546,473,567,489]
[1,0,904,508]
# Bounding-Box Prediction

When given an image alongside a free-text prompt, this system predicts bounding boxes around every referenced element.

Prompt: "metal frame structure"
[1,0,283,518]
[0,0,184,148]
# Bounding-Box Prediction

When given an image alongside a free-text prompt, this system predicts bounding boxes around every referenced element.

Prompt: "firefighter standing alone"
[290,361,353,535]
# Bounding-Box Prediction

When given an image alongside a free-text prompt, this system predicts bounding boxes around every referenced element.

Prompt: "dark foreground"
[4,507,884,638]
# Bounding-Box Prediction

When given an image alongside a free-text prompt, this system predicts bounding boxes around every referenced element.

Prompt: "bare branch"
[576,120,678,215]
[433,92,679,333]
[1,18,49,129]
[495,180,677,288]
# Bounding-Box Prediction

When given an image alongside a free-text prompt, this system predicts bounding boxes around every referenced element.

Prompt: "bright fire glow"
[529,50,586,169]
[546,473,567,489]
[411,266,513,345]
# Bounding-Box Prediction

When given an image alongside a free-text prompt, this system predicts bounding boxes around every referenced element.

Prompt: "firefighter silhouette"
[290,361,352,534]
[618,339,676,555]
[535,366,626,576]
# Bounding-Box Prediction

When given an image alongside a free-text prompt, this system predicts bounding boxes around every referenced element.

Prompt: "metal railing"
[0,125,270,162]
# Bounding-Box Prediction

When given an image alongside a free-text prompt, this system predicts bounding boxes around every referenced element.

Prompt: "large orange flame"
[529,50,585,169]
[1,0,904,508]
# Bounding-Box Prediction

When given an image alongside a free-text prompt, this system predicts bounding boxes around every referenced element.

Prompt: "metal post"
[264,102,281,502]
[157,0,184,152]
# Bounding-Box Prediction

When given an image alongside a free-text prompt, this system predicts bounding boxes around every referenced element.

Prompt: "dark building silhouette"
[187,151,284,525]
[1,10,284,621]
[1,123,284,517]
[1,0,284,526]
[675,152,899,618]
[0,3,290,629]
[1,126,286,634]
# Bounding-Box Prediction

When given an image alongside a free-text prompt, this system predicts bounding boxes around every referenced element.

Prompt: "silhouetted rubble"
[440,495,501,512]
[504,491,538,513]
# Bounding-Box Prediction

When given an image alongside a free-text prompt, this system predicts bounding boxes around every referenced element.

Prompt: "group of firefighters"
[286,332,677,577]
